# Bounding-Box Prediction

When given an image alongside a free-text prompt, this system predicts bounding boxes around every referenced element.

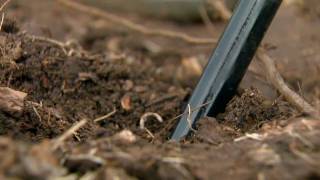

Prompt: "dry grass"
[57,0,217,45]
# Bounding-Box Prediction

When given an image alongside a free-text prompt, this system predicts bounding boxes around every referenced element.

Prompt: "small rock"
[181,56,203,76]
[121,94,132,111]
[113,129,137,144]
[176,56,205,86]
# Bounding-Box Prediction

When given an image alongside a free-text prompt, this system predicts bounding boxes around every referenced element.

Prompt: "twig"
[32,105,42,122]
[0,0,11,12]
[234,133,265,142]
[94,108,117,122]
[145,94,178,107]
[0,13,4,31]
[207,0,232,21]
[199,6,215,33]
[26,100,42,107]
[52,119,88,150]
[57,0,217,45]
[256,49,320,118]
[26,35,68,54]
[164,47,320,129]
[144,128,155,139]
[0,0,12,32]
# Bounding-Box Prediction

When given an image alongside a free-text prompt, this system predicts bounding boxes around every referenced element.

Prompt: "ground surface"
[0,0,319,179]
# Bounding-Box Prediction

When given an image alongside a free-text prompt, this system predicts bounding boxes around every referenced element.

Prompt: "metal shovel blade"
[171,0,282,141]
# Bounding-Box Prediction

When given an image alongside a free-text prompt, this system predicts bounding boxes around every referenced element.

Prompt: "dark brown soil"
[0,0,319,179]
[0,30,187,142]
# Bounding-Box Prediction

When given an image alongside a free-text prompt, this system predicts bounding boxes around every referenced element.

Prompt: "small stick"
[57,0,217,45]
[26,35,68,54]
[207,0,232,21]
[257,49,320,118]
[0,0,11,12]
[199,6,215,33]
[0,0,12,32]
[0,13,4,31]
[32,105,42,122]
[144,128,155,139]
[52,119,88,150]
[145,94,178,107]
[94,108,117,122]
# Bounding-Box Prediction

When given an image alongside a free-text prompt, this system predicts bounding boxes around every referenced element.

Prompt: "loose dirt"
[0,0,319,179]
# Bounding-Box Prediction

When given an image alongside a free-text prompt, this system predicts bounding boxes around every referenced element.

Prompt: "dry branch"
[57,0,216,44]
[257,49,320,118]
[0,87,27,115]
[207,0,232,21]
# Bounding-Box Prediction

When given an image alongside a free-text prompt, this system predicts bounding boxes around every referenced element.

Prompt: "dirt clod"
[219,88,295,132]
[0,87,26,115]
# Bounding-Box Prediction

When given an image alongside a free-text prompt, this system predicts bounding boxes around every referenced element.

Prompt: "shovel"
[171,0,282,141]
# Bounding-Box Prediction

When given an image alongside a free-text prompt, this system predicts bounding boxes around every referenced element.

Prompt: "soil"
[0,0,319,180]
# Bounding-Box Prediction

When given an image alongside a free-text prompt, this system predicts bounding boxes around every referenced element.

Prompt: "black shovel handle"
[171,0,282,141]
